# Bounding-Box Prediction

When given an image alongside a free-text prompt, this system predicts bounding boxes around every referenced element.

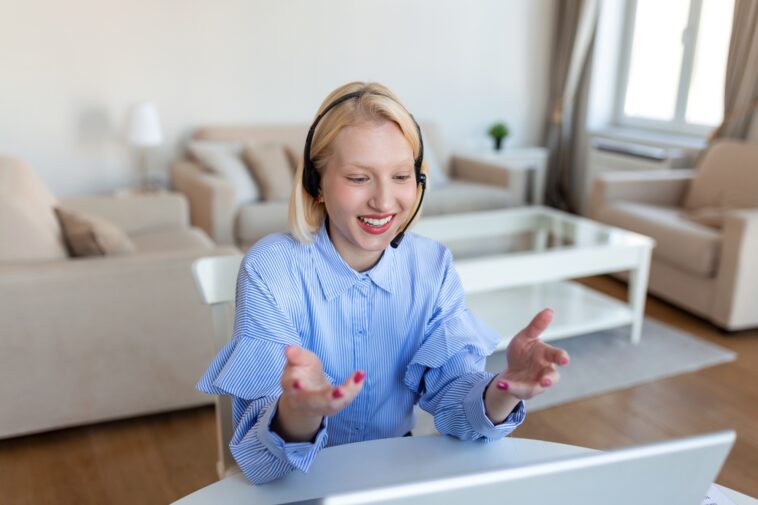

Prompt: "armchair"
[590,140,758,330]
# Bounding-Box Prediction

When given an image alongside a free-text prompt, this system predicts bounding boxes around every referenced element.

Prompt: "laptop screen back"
[287,431,734,505]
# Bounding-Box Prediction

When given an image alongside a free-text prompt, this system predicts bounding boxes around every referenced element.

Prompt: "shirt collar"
[312,222,397,301]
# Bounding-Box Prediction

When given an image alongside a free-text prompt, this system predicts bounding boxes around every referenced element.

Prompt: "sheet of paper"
[702,484,737,505]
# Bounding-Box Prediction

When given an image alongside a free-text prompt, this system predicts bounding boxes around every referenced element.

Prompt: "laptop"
[283,430,735,505]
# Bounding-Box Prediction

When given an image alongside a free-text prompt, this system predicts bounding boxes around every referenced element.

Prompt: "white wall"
[0,0,554,197]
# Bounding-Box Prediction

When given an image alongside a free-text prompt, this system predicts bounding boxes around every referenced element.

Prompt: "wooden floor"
[1,275,756,504]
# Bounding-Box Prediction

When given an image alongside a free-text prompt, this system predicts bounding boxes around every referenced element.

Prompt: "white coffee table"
[414,206,655,348]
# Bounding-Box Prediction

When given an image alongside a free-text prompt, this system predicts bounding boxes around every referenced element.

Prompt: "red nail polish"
[332,389,343,399]
[293,380,302,390]
[354,371,366,384]
[542,378,552,387]
[497,381,509,391]
[559,357,569,365]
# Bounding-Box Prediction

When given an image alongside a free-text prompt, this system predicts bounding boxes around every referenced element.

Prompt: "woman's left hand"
[484,308,569,423]
[493,309,569,400]
[496,308,570,400]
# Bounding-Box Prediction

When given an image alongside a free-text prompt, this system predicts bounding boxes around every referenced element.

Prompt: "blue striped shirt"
[197,223,525,484]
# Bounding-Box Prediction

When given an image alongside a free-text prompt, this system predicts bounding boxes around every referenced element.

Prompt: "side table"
[456,147,548,205]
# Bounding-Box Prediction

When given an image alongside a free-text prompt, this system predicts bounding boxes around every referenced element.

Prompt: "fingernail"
[497,381,509,391]
[293,380,302,390]
[542,378,553,387]
[559,357,569,365]
[354,371,366,384]
[332,388,343,399]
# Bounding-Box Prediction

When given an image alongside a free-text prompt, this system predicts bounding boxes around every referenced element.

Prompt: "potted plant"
[487,121,510,151]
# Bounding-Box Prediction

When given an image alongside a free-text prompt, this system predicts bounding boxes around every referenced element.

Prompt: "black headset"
[302,90,427,248]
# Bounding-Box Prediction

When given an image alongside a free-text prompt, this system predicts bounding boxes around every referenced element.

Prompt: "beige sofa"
[0,156,238,438]
[171,124,531,250]
[590,140,758,331]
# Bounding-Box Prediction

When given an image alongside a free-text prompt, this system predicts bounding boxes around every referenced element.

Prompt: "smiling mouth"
[356,214,397,235]
[358,215,394,227]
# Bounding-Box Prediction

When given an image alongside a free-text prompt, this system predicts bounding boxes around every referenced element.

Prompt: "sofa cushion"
[188,140,260,206]
[242,142,293,201]
[130,228,214,254]
[601,202,721,277]
[54,207,136,257]
[683,140,758,211]
[236,201,290,247]
[0,156,68,262]
[422,181,518,216]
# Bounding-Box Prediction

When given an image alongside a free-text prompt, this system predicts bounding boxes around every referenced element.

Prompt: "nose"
[368,179,393,212]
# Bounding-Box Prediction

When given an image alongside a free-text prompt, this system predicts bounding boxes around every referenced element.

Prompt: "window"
[616,0,734,135]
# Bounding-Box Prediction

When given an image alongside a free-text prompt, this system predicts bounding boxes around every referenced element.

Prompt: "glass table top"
[413,206,654,261]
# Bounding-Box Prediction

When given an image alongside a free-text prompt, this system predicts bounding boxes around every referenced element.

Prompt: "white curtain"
[712,0,758,140]
[543,0,599,210]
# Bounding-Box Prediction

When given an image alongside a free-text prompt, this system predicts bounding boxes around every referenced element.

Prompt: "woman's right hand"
[272,345,366,442]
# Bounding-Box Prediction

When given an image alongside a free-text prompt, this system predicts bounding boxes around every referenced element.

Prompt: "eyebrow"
[344,159,414,170]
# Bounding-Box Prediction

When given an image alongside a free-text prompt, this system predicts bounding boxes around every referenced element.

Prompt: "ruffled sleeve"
[197,334,288,399]
[403,248,525,441]
[197,258,299,399]
[403,306,500,395]
[196,258,329,484]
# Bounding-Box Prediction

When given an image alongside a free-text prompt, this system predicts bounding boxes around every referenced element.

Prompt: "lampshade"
[128,102,163,146]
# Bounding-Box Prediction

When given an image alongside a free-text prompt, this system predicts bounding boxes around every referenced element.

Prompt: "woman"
[197,81,569,485]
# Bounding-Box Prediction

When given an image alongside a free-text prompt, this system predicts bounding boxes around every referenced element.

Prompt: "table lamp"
[128,101,163,191]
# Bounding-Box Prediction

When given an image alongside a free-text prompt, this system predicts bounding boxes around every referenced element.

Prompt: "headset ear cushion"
[303,161,320,198]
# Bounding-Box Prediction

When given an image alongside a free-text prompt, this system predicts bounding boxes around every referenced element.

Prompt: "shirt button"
[358,329,365,335]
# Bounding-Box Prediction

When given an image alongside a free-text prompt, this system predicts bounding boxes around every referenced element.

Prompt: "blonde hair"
[288,81,427,244]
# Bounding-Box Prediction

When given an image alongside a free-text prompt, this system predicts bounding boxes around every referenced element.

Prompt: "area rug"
[414,318,736,435]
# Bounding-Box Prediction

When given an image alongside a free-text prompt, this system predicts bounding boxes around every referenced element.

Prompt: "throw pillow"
[683,140,758,210]
[242,142,294,201]
[187,140,261,205]
[54,207,136,257]
[0,155,69,262]
[283,145,300,172]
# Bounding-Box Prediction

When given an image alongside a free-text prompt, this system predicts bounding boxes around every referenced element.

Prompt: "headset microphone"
[390,173,426,249]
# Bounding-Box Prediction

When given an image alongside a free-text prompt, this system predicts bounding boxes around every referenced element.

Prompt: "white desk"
[173,435,756,505]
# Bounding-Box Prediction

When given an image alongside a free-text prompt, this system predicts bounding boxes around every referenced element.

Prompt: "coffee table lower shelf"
[466,280,636,351]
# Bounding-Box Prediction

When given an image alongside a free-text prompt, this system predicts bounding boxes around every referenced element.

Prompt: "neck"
[325,221,384,273]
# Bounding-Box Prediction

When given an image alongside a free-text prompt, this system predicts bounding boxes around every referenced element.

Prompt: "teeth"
[359,216,392,227]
